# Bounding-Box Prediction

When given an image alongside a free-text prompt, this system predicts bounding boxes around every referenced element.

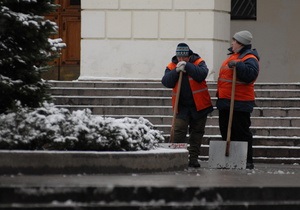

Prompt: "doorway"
[43,0,81,81]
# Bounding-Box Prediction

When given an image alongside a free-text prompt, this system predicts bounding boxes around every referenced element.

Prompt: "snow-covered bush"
[0,102,164,151]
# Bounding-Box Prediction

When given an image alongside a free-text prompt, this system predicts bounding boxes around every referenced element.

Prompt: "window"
[70,0,80,6]
[231,0,257,20]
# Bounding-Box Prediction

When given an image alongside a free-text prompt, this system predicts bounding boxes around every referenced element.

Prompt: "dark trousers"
[218,110,253,164]
[173,116,207,161]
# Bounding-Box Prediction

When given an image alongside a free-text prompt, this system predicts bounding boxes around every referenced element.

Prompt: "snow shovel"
[208,67,248,169]
[160,71,187,149]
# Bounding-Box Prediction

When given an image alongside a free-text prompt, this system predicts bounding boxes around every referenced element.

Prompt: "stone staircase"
[2,184,300,209]
[48,80,300,164]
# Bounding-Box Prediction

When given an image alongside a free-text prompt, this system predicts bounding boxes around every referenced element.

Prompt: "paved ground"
[1,162,299,188]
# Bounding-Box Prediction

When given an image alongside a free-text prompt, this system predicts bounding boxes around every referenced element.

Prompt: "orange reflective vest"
[168,58,212,111]
[218,54,258,101]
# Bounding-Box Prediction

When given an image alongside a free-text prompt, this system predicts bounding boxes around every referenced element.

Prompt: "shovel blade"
[208,140,248,169]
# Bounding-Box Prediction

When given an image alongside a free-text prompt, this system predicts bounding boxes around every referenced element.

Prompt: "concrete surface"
[1,162,299,188]
[0,148,188,174]
[1,162,300,209]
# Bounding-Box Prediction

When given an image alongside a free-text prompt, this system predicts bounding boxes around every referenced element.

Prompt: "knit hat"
[233,30,253,45]
[176,43,191,57]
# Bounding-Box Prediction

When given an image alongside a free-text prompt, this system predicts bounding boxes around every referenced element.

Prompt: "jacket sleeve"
[236,57,259,83]
[185,60,209,82]
[161,66,179,88]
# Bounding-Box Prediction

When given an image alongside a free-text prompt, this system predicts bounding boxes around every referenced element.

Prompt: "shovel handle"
[170,71,183,143]
[225,67,236,156]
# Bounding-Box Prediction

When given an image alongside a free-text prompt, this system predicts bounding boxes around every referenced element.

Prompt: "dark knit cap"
[176,43,192,57]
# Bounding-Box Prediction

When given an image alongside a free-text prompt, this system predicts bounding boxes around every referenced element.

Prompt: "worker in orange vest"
[162,43,213,168]
[216,30,260,169]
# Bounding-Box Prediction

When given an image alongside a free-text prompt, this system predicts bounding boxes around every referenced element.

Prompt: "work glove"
[228,61,237,68]
[176,61,186,73]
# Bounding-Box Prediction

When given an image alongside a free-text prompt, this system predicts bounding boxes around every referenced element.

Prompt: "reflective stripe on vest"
[168,58,212,111]
[218,54,258,101]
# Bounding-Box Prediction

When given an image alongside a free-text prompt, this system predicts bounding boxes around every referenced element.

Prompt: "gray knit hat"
[233,30,253,45]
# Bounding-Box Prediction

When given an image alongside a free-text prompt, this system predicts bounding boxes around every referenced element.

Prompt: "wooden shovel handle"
[225,67,236,156]
[170,71,183,143]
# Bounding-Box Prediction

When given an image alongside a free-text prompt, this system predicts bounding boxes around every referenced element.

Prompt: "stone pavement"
[1,162,300,209]
[1,162,299,188]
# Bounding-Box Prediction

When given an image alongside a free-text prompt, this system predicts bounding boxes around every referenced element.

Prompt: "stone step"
[48,81,300,89]
[202,136,300,147]
[255,89,300,98]
[253,145,300,159]
[55,105,300,118]
[103,115,300,127]
[155,125,300,137]
[1,185,299,209]
[167,136,300,164]
[56,105,173,115]
[254,107,300,117]
[198,145,300,164]
[47,81,300,164]
[49,80,166,88]
[50,87,300,98]
[173,137,300,164]
[52,96,300,107]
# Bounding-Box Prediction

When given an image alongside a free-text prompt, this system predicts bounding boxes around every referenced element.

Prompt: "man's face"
[231,38,243,53]
[177,56,190,62]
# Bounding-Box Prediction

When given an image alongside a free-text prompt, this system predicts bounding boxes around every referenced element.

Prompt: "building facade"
[231,0,300,82]
[80,0,230,81]
[76,0,300,82]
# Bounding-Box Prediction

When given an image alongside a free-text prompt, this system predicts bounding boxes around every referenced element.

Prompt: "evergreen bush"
[0,102,164,151]
[0,0,64,113]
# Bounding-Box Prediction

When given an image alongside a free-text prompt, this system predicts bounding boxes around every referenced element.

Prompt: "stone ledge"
[0,148,188,175]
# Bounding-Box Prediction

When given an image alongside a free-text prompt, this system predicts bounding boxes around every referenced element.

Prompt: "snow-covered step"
[93,115,300,127]
[51,87,172,97]
[48,80,300,164]
[154,125,300,137]
[54,105,300,118]
[50,87,300,98]
[2,182,300,209]
[52,95,300,107]
[198,145,300,164]
[199,136,300,163]
[48,80,165,88]
[254,107,300,117]
[203,135,300,147]
[255,89,300,98]
[53,96,172,106]
[55,105,173,115]
[254,98,300,107]
[48,81,300,90]
[222,89,300,98]
[248,117,300,127]
[206,116,300,127]
[209,82,299,90]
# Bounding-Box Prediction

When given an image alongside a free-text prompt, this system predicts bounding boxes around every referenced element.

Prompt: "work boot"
[246,162,254,169]
[188,159,200,168]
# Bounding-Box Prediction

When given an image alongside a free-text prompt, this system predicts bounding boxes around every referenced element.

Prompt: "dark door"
[43,0,81,80]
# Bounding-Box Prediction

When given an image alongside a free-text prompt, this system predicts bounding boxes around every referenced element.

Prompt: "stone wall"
[231,0,300,82]
[80,0,230,81]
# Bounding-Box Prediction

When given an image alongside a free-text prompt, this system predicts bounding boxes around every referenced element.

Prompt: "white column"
[80,0,231,81]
